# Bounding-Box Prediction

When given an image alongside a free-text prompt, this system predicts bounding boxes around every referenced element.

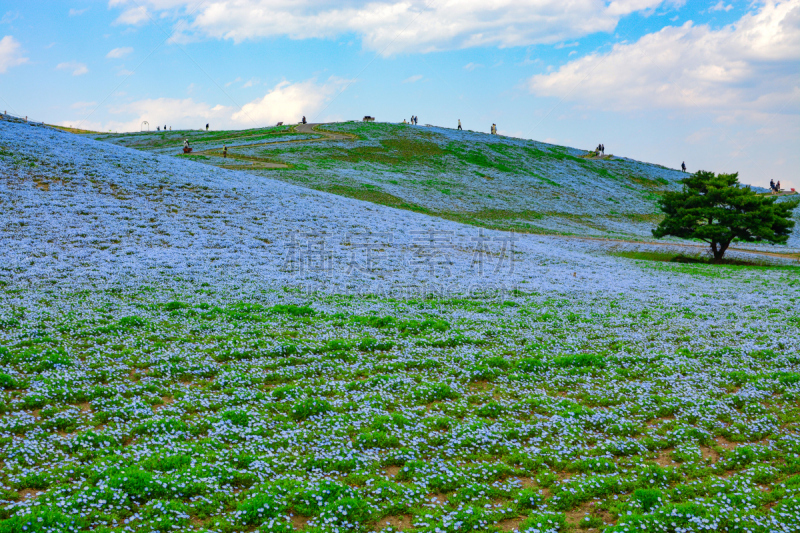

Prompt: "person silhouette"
[206,123,209,131]
[458,119,462,130]
[681,161,686,173]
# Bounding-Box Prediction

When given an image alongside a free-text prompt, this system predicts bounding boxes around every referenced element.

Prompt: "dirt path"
[558,234,800,262]
[190,123,356,169]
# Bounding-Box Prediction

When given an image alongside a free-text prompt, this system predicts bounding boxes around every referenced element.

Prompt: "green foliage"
[517,357,546,372]
[632,488,662,512]
[291,397,332,420]
[358,337,395,351]
[517,488,545,510]
[237,492,284,525]
[109,469,157,501]
[321,496,372,524]
[221,410,250,426]
[519,512,567,532]
[270,304,315,317]
[0,373,17,389]
[552,353,605,368]
[0,509,88,533]
[653,170,798,260]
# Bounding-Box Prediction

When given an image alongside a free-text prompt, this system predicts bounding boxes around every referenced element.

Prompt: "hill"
[95,122,685,238]
[1,118,800,533]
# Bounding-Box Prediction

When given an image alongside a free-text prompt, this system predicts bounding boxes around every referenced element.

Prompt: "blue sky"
[0,0,797,189]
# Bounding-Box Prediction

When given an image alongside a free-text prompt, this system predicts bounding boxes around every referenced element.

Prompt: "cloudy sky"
[0,0,797,188]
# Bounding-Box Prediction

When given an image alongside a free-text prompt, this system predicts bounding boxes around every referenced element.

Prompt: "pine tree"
[652,171,798,261]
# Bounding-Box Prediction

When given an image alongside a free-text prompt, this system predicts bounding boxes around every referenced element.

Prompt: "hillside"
[2,118,800,533]
[95,122,686,239]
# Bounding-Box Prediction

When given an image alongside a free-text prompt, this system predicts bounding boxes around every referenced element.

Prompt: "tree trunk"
[711,241,729,262]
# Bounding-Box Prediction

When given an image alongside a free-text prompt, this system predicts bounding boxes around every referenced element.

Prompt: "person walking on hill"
[682,161,687,173]
[302,116,307,124]
[223,144,228,158]
[770,179,775,192]
[777,180,781,192]
[601,144,605,156]
[458,119,462,130]
[206,123,209,131]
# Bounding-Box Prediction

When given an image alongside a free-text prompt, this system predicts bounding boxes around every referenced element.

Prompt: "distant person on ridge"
[223,144,227,158]
[777,180,781,192]
[770,179,775,192]
[601,144,605,156]
[302,116,307,124]
[157,126,160,131]
[682,161,687,173]
[458,119,462,130]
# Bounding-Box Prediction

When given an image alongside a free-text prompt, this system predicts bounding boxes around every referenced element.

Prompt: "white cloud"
[77,78,344,132]
[69,8,89,16]
[113,6,150,26]
[528,0,800,116]
[403,74,423,83]
[57,61,89,76]
[232,78,348,125]
[106,46,133,58]
[0,35,27,73]
[1,11,20,24]
[463,62,483,71]
[709,1,734,12]
[108,0,673,55]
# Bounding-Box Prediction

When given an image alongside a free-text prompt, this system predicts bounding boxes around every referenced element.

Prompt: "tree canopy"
[652,171,798,261]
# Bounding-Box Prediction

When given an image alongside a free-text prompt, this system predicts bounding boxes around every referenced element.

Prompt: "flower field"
[1,118,799,532]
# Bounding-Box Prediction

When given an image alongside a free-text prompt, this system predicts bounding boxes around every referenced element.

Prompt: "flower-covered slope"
[1,119,800,533]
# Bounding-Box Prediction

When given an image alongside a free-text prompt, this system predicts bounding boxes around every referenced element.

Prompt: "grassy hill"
[97,122,688,238]
[2,117,800,533]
